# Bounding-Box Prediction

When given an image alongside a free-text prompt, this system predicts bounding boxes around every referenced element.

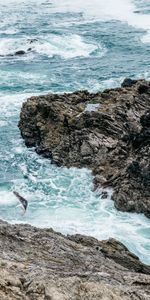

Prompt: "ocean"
[0,0,150,264]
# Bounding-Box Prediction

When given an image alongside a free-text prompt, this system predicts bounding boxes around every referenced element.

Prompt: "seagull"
[13,191,28,214]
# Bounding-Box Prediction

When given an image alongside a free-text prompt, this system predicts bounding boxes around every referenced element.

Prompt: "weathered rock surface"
[19,79,150,217]
[0,220,150,299]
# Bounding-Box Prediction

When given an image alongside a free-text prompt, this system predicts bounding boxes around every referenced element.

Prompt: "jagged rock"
[0,220,150,299]
[19,79,150,217]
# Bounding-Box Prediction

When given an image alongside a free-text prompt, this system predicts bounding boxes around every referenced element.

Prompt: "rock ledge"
[0,220,150,299]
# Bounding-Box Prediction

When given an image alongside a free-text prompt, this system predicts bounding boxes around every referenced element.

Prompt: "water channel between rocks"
[0,93,150,265]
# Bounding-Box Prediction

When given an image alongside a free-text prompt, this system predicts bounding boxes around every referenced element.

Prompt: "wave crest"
[0,34,106,59]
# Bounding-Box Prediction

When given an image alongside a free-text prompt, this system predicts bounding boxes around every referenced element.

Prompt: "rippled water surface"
[0,0,150,264]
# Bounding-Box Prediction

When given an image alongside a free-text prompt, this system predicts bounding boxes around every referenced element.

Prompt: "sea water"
[0,0,150,264]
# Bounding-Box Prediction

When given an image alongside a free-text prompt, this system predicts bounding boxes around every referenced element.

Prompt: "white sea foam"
[0,93,27,108]
[2,0,150,32]
[0,29,19,35]
[2,0,150,43]
[0,191,18,206]
[87,77,124,92]
[51,0,150,43]
[0,130,149,264]
[0,34,104,59]
[0,92,37,119]
[0,70,51,92]
[0,38,28,56]
[3,163,150,264]
[141,31,150,43]
[0,121,7,127]
[31,34,103,59]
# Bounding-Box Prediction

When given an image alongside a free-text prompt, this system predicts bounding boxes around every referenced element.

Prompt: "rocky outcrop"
[19,79,150,217]
[0,220,150,299]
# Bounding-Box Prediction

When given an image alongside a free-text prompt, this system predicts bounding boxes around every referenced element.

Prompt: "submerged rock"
[28,38,38,44]
[19,79,150,217]
[15,50,26,55]
[0,220,150,299]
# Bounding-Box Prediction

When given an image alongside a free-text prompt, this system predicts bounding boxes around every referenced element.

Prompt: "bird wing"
[13,191,28,211]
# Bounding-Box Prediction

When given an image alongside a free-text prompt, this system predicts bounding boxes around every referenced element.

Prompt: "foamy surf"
[0,29,19,35]
[33,34,104,59]
[2,0,150,41]
[1,159,150,265]
[1,0,150,45]
[0,38,29,56]
[51,0,150,43]
[0,191,18,206]
[0,35,105,59]
[141,31,150,44]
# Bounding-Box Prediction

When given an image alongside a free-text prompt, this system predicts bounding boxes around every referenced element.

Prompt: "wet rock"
[121,78,137,87]
[15,50,26,55]
[140,111,150,128]
[0,220,150,299]
[29,38,38,44]
[138,84,150,94]
[127,161,141,177]
[19,79,150,217]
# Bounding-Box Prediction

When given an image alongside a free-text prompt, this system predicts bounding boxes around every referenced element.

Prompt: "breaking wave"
[51,0,150,43]
[0,34,105,59]
[33,34,105,59]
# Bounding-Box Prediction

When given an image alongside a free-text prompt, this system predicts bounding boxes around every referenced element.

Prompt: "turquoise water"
[0,0,150,264]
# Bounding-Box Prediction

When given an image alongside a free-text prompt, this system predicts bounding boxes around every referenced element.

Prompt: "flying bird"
[13,191,28,214]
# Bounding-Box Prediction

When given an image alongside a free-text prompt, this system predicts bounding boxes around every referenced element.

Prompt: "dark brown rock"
[19,79,150,217]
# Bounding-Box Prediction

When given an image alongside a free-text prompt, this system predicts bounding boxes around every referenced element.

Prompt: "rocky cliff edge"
[19,79,150,217]
[0,220,150,299]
